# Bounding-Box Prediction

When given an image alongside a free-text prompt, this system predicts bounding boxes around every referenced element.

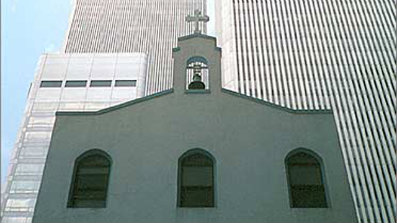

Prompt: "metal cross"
[186,9,209,34]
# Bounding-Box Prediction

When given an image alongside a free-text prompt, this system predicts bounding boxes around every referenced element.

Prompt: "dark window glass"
[40,81,62,88]
[65,80,87,88]
[68,151,111,208]
[115,80,136,87]
[179,152,214,207]
[90,80,112,87]
[287,151,327,208]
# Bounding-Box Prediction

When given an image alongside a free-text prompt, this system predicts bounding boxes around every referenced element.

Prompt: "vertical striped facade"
[216,0,396,222]
[64,0,207,95]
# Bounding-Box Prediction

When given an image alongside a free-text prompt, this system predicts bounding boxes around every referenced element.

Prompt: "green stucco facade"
[33,34,357,223]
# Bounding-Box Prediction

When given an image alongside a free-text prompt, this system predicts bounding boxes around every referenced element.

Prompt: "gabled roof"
[56,88,332,117]
[56,89,173,116]
[221,88,332,114]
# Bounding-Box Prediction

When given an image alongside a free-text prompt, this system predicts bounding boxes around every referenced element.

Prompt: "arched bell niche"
[186,56,209,90]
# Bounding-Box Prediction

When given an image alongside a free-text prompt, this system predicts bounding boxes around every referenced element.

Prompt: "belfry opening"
[186,56,208,90]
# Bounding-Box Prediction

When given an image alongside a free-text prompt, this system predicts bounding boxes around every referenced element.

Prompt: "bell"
[188,73,205,89]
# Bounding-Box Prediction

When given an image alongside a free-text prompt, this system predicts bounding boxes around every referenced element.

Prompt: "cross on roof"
[185,9,209,34]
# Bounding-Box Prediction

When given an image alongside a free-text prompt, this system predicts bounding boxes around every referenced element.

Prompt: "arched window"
[286,150,327,208]
[186,56,209,90]
[178,149,214,207]
[68,150,111,208]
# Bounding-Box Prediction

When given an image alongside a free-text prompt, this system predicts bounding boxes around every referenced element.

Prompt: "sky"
[1,0,216,183]
[1,0,75,183]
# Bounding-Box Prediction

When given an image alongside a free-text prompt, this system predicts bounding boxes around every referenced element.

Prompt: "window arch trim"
[67,149,112,208]
[178,148,215,164]
[285,148,323,164]
[73,149,113,164]
[177,148,216,208]
[285,148,329,208]
[186,56,209,66]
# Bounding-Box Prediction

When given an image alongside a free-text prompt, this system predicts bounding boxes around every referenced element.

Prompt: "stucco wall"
[33,35,356,223]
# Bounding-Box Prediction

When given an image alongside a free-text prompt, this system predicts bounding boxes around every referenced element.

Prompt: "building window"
[90,80,112,87]
[4,198,35,212]
[68,149,111,208]
[178,149,214,207]
[10,180,40,193]
[286,149,327,208]
[15,164,44,176]
[65,80,87,88]
[40,81,62,88]
[115,80,136,87]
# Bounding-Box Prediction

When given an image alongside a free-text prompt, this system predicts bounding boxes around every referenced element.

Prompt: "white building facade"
[63,0,207,95]
[1,53,147,223]
[215,1,396,223]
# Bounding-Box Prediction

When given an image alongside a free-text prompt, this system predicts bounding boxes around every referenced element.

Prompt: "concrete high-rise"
[215,1,396,223]
[64,0,207,95]
[1,53,148,223]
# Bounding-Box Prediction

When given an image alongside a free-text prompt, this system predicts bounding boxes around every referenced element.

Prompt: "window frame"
[114,80,137,87]
[285,148,330,208]
[40,80,63,88]
[65,80,87,88]
[67,149,112,208]
[90,80,112,87]
[177,148,216,208]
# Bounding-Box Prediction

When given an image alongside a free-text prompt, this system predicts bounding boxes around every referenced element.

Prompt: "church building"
[33,25,357,223]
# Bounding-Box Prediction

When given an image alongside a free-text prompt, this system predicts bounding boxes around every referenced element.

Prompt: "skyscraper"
[215,1,396,223]
[1,53,148,223]
[1,0,207,222]
[64,0,207,94]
